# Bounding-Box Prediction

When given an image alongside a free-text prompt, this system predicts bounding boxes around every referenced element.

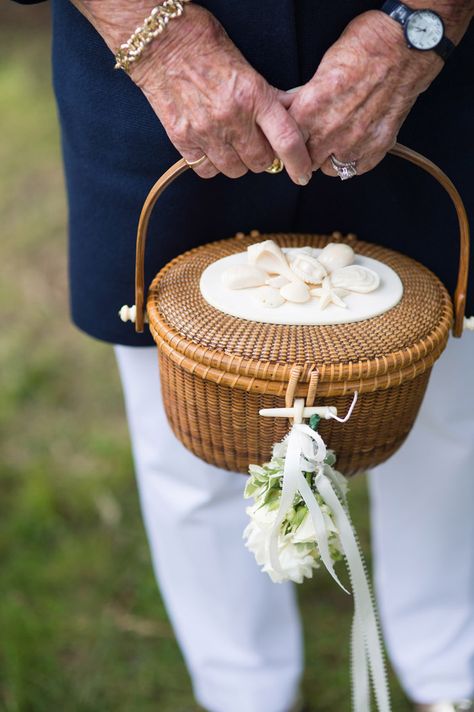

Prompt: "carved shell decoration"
[330,265,380,293]
[266,275,289,289]
[247,240,298,283]
[220,239,380,310]
[318,243,355,272]
[255,286,286,308]
[221,264,267,290]
[289,254,327,284]
[280,280,311,303]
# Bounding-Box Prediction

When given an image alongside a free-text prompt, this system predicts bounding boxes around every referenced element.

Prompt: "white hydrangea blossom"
[243,445,346,584]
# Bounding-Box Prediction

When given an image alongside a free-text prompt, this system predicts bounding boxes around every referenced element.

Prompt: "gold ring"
[265,158,284,174]
[185,155,208,168]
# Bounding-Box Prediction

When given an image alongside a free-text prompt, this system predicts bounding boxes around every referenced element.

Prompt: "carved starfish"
[311,276,348,310]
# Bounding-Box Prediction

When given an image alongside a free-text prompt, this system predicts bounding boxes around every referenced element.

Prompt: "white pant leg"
[114,345,303,712]
[369,336,474,703]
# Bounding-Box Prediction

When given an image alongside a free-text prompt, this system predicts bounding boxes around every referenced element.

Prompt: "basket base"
[158,350,432,476]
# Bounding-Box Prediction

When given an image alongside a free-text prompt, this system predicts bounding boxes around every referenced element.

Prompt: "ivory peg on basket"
[119,304,149,324]
[119,304,136,323]
[259,405,338,420]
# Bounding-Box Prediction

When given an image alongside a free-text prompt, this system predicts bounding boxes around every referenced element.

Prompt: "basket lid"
[147,232,453,397]
[134,144,469,397]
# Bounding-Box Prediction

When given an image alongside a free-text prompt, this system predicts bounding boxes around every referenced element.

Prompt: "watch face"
[405,10,444,50]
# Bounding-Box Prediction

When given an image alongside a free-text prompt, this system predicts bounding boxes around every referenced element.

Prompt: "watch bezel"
[404,8,445,51]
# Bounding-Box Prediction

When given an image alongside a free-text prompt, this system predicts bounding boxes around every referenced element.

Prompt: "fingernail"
[298,175,310,186]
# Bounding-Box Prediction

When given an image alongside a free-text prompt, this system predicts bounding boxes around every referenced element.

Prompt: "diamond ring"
[330,154,358,181]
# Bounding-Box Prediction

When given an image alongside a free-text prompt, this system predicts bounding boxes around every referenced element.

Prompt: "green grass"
[0,9,411,711]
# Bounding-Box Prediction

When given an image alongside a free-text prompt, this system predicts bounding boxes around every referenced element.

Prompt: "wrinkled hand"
[281,10,444,177]
[133,4,312,184]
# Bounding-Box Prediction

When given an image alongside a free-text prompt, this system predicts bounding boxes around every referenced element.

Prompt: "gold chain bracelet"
[114,0,192,74]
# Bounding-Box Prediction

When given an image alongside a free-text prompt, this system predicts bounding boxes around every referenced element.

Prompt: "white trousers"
[369,336,474,704]
[115,336,474,711]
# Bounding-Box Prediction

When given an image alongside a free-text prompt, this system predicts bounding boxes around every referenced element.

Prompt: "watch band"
[434,34,456,61]
[380,0,455,61]
[382,0,411,24]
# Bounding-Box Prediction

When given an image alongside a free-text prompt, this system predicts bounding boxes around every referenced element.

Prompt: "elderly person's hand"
[130,4,313,183]
[282,6,472,177]
[73,1,313,185]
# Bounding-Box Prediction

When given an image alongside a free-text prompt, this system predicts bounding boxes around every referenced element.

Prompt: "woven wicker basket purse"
[121,143,470,711]
[128,143,469,477]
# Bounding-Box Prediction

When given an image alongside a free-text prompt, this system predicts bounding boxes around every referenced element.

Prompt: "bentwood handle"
[135,143,470,336]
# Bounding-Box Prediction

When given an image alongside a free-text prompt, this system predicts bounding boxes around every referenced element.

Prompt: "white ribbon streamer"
[317,471,391,712]
[352,614,370,711]
[267,392,391,712]
[269,424,348,592]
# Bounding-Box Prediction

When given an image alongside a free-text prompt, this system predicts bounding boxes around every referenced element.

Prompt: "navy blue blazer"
[14,0,474,345]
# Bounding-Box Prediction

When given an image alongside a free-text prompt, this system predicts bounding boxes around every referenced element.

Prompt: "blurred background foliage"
[0,4,411,711]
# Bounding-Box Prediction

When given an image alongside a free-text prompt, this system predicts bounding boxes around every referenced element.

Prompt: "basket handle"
[135,142,470,336]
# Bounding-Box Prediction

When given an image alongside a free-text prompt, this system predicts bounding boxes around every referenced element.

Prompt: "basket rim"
[149,319,448,396]
[147,233,453,395]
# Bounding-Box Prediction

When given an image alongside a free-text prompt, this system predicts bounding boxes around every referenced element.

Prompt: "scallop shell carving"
[330,265,380,293]
[290,254,327,284]
[318,243,355,273]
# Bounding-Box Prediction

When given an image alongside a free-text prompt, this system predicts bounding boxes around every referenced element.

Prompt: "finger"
[308,137,360,173]
[233,124,275,174]
[257,101,312,186]
[276,86,303,109]
[318,127,396,177]
[179,147,220,179]
[319,149,387,179]
[319,157,338,178]
[348,124,399,175]
[205,143,249,179]
[351,149,388,175]
[313,114,399,176]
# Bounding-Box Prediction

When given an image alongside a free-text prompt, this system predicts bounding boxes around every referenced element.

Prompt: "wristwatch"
[380,0,455,60]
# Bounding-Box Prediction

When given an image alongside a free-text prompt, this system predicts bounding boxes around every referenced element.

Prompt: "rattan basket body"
[133,145,469,476]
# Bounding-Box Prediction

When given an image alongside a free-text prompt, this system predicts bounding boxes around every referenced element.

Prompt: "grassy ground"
[0,7,411,711]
